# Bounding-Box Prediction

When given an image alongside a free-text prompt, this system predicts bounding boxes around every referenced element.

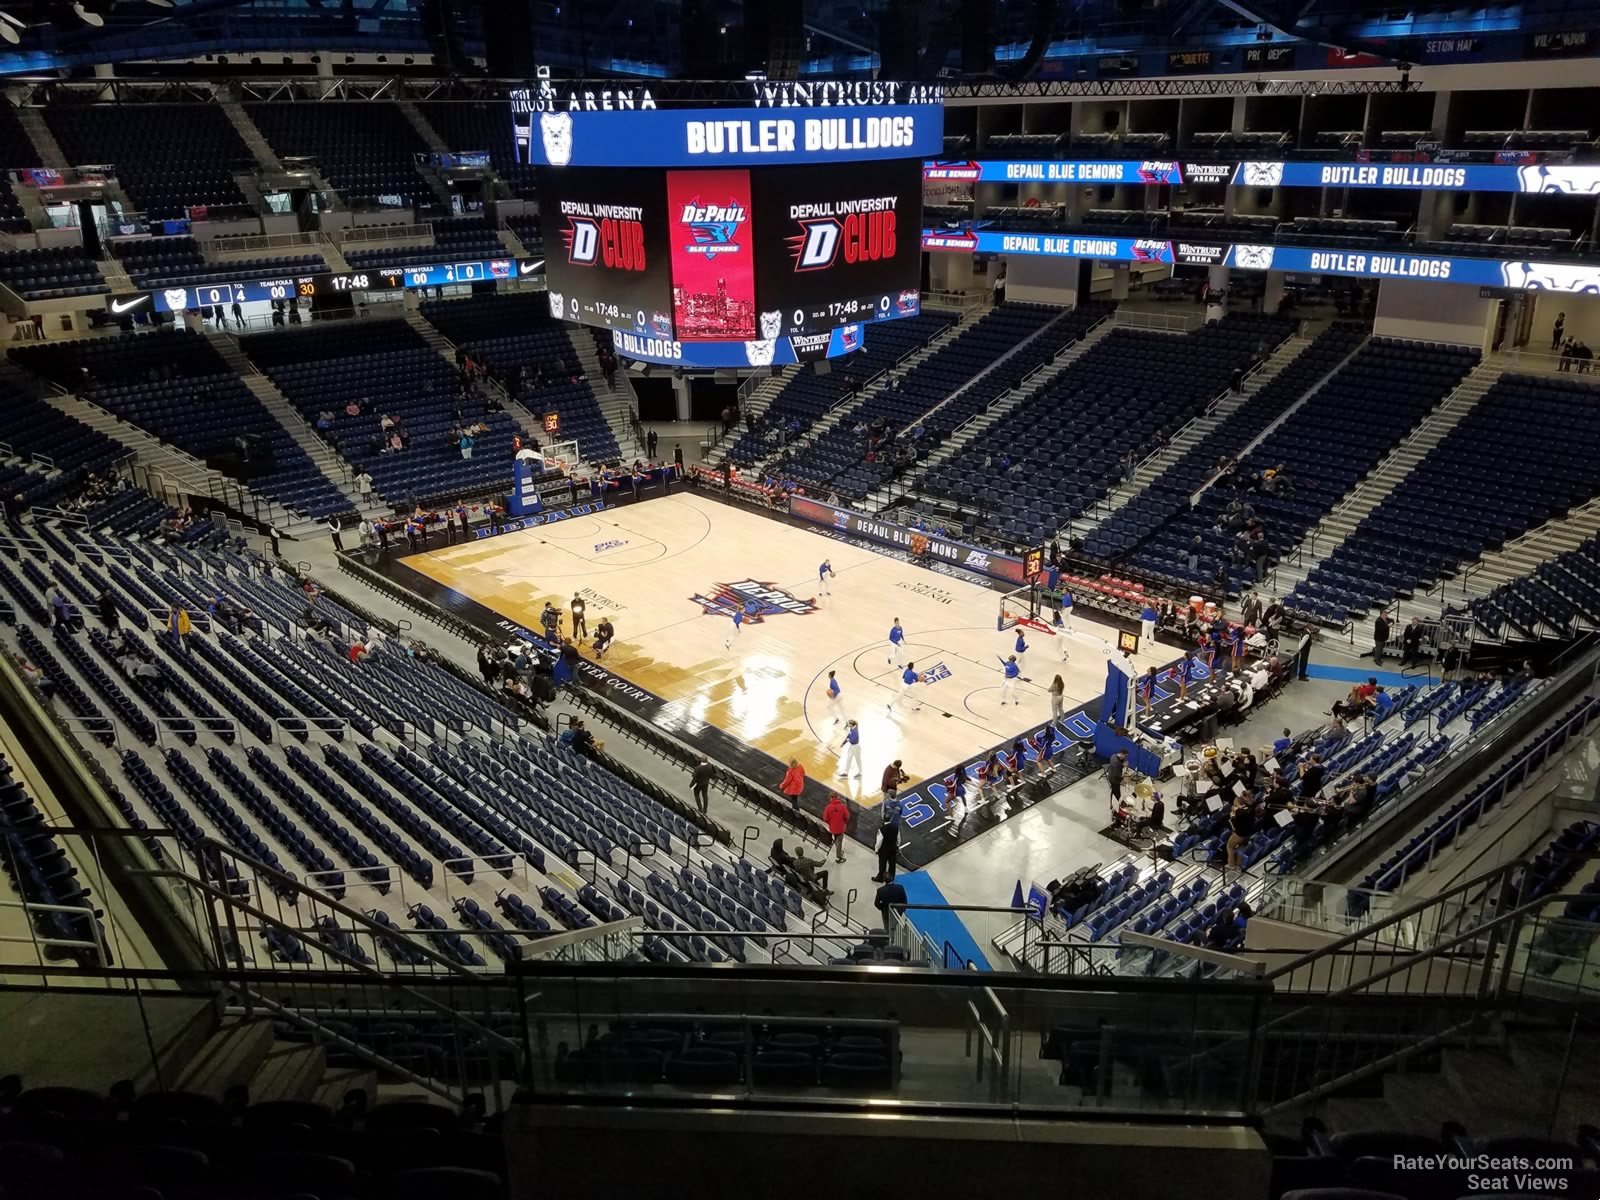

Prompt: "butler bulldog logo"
[1240,161,1285,187]
[689,579,816,622]
[163,287,190,311]
[539,112,574,166]
[745,340,776,367]
[548,291,565,318]
[760,310,783,340]
[1233,244,1276,271]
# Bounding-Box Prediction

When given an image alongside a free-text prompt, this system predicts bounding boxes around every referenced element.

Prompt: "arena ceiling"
[0,0,1568,79]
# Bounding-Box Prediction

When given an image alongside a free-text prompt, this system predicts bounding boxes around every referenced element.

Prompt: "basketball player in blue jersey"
[836,719,862,777]
[724,605,745,650]
[887,617,906,666]
[817,558,835,597]
[1014,628,1028,665]
[826,669,843,723]
[888,662,923,714]
[997,654,1021,704]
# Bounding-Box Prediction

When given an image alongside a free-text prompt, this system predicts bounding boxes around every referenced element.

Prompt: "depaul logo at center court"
[689,579,817,622]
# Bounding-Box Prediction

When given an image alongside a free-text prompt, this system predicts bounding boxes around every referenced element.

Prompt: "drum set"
[1110,779,1164,847]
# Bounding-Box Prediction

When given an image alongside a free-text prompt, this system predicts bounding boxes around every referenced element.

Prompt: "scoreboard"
[109,256,546,315]
[537,158,924,342]
[526,81,937,345]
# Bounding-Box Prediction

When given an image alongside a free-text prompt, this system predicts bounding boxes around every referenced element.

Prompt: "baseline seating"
[242,320,519,505]
[777,302,1083,497]
[923,313,1294,548]
[417,292,620,462]
[0,247,107,302]
[1129,338,1479,599]
[10,330,350,520]
[1289,373,1600,622]
[114,235,327,291]
[346,218,507,272]
[724,311,958,467]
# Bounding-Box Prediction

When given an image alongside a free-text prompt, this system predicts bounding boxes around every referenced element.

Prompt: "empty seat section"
[9,330,350,519]
[419,292,620,462]
[1290,373,1600,620]
[242,319,520,504]
[246,102,428,208]
[45,103,253,221]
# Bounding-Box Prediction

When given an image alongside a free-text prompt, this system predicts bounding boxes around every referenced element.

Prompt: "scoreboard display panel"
[753,158,924,337]
[127,258,543,314]
[538,166,675,336]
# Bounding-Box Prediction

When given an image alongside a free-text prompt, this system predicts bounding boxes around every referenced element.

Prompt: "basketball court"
[398,491,1174,810]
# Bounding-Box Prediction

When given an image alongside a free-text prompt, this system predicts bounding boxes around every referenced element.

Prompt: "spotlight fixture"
[0,23,15,44]
[72,2,104,26]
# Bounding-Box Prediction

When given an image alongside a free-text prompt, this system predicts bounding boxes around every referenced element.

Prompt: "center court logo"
[593,539,629,553]
[689,579,816,621]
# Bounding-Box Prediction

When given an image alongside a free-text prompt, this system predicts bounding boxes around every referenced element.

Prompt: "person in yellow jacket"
[168,604,192,652]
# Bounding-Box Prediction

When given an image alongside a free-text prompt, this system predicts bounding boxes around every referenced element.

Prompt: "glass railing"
[507,961,1272,1115]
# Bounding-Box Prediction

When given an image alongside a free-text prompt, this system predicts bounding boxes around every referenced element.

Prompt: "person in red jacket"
[779,758,806,810]
[822,794,850,863]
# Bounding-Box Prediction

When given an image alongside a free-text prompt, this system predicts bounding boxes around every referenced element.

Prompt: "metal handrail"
[1263,857,1528,984]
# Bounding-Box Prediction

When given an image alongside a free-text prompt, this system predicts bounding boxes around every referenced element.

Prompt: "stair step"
[174,1018,276,1099]
[310,1066,379,1111]
[247,1043,328,1105]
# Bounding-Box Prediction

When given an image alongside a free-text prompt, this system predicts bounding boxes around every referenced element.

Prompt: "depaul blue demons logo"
[690,579,816,622]
[681,199,747,261]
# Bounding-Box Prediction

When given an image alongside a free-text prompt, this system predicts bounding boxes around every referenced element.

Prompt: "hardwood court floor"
[404,492,1172,808]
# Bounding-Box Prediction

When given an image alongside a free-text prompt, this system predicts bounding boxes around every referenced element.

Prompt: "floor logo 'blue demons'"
[689,579,816,623]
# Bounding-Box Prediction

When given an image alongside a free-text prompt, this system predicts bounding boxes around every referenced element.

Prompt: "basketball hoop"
[542,438,580,475]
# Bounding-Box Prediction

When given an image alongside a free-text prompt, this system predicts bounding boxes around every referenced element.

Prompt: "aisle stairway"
[210,334,384,523]
[400,307,549,450]
[1274,361,1504,607]
[14,105,69,171]
[867,317,1117,512]
[566,327,643,457]
[217,95,282,172]
[1079,330,1314,534]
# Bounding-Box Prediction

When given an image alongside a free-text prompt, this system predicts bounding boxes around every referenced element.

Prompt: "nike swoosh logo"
[110,297,147,314]
[520,260,544,275]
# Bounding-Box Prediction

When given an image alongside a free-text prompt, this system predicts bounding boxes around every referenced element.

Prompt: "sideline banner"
[787,497,1028,585]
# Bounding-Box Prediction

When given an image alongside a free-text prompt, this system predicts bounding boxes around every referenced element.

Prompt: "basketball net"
[543,438,580,476]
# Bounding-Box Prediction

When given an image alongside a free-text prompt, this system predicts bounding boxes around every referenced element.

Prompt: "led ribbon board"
[924,159,1600,194]
[611,324,864,369]
[921,230,1600,293]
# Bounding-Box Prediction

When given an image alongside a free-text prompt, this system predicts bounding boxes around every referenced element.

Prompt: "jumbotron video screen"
[527,83,936,344]
[751,159,923,337]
